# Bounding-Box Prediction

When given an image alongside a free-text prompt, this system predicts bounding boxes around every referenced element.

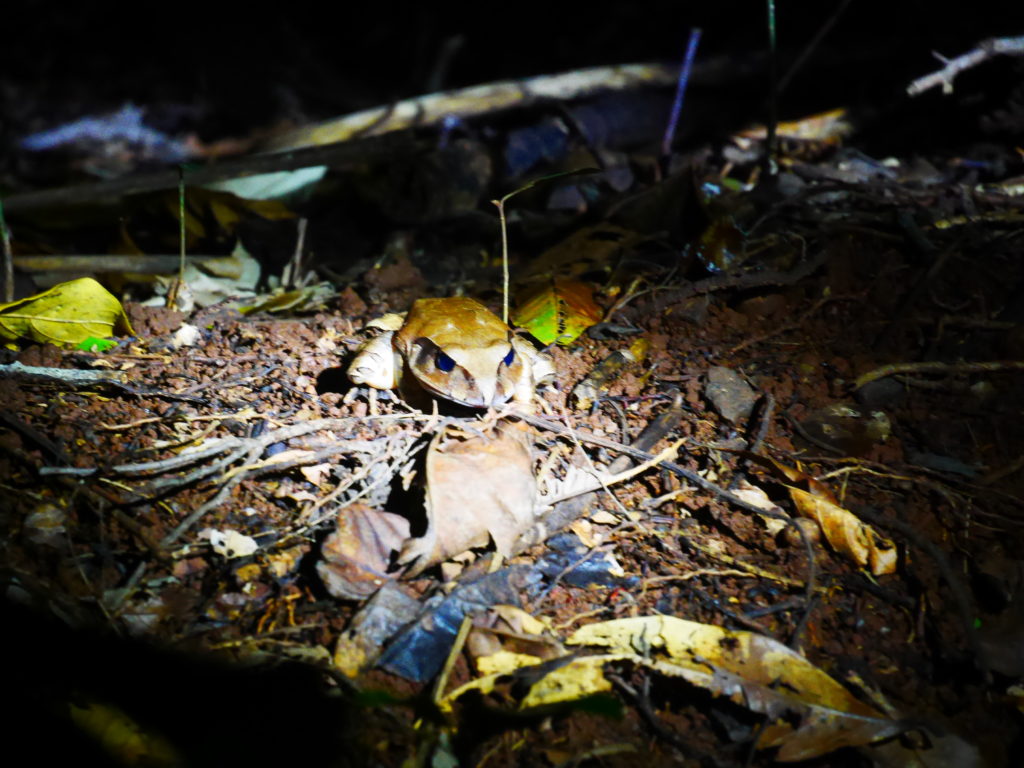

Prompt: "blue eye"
[435,351,456,372]
[502,348,515,366]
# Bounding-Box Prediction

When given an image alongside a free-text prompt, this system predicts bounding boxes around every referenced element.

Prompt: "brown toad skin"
[348,297,552,408]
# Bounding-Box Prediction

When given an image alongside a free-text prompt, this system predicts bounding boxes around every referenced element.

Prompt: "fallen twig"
[0,361,125,386]
[2,132,416,213]
[854,360,1024,390]
[907,36,1024,96]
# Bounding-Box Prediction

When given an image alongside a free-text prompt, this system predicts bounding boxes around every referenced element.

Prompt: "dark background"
[2,1,1021,149]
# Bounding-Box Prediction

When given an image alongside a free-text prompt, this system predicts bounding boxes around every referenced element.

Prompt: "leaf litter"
[3,43,1024,768]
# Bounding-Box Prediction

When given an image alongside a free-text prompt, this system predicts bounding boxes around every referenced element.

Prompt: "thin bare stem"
[0,200,13,303]
[660,27,702,160]
[491,197,510,324]
[763,0,778,177]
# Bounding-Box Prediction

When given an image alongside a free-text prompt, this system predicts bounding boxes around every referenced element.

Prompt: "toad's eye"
[435,351,456,373]
[502,348,515,367]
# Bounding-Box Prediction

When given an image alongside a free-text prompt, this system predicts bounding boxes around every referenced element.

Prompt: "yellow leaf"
[0,277,135,345]
[519,656,614,708]
[438,671,516,720]
[441,615,906,761]
[476,650,546,676]
[567,616,905,761]
[207,195,241,232]
[69,700,179,766]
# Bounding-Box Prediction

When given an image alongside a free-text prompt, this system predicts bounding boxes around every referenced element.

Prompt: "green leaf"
[77,337,117,352]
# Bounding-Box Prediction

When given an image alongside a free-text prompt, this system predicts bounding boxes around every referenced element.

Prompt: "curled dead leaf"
[317,503,411,599]
[787,487,897,575]
[746,454,897,575]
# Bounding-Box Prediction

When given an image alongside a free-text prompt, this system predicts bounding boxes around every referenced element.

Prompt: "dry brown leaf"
[729,480,788,537]
[150,243,260,309]
[760,454,837,500]
[787,487,897,575]
[735,107,852,144]
[317,503,411,599]
[747,454,897,575]
[263,64,677,152]
[399,423,537,576]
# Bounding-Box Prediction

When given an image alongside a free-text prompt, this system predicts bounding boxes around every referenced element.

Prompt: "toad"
[347,297,553,409]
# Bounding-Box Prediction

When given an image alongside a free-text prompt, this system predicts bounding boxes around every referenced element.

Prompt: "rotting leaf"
[237,282,336,315]
[605,613,906,762]
[570,336,649,409]
[442,615,906,761]
[694,212,747,273]
[333,582,422,677]
[0,277,134,345]
[522,223,638,282]
[398,423,537,576]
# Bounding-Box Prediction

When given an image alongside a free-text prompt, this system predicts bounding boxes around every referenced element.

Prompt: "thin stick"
[660,27,702,160]
[907,36,1024,96]
[432,615,473,704]
[855,360,1024,390]
[492,196,511,324]
[491,169,599,324]
[763,0,778,177]
[778,0,852,93]
[0,199,12,303]
[164,166,187,309]
[179,167,186,279]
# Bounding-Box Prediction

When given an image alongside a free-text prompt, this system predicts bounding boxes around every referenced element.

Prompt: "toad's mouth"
[414,373,510,408]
